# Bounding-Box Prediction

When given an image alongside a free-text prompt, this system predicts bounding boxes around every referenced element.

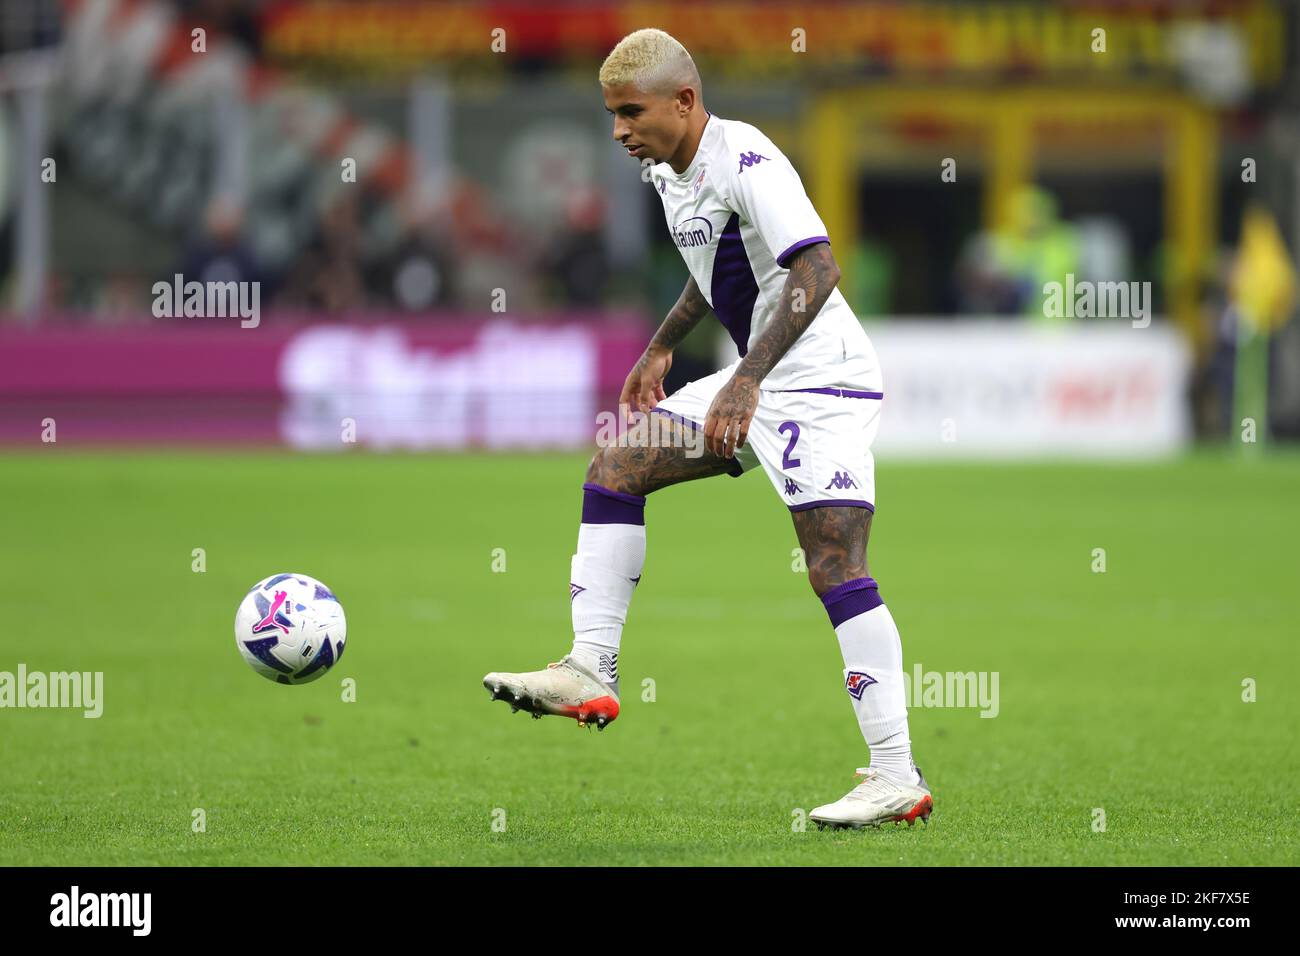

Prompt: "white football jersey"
[650,113,881,392]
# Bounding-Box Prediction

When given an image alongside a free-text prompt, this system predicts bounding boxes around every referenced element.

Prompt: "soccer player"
[484,28,931,829]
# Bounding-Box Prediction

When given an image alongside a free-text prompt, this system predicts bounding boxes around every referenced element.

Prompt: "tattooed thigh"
[585,416,738,497]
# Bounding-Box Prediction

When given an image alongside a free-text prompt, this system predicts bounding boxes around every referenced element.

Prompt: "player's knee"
[585,445,644,497]
[807,568,834,597]
[584,448,615,489]
[805,559,868,598]
[584,449,603,484]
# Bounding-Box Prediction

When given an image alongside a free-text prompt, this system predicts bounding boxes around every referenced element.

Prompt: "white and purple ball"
[234,573,346,685]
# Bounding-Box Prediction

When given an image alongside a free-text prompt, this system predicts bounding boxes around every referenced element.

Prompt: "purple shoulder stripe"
[776,235,830,268]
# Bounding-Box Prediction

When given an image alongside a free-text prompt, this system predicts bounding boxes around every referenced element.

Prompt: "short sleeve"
[724,135,830,268]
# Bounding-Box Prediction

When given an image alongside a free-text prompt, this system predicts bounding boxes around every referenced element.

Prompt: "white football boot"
[809,766,933,829]
[483,655,620,730]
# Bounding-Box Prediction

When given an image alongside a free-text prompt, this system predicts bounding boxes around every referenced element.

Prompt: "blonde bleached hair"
[599,28,702,97]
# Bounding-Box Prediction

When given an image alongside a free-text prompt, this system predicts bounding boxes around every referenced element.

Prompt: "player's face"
[602,84,687,165]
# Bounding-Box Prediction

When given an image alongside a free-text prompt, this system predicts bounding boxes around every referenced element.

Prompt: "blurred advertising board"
[261,0,1287,92]
[0,316,1192,457]
[825,321,1190,459]
[0,315,646,448]
[714,320,1191,459]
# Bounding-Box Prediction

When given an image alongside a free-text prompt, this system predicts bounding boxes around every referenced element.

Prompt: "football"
[234,573,347,685]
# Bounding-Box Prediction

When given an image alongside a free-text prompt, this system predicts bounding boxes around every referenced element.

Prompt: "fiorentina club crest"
[692,167,707,198]
[845,670,877,700]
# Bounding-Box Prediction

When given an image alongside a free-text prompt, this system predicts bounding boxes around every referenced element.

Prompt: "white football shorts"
[649,358,882,513]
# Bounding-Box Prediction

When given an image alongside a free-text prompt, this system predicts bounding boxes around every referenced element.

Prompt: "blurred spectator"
[366,191,458,312]
[277,192,364,313]
[958,186,1081,319]
[539,188,609,307]
[177,197,265,293]
[1190,262,1235,439]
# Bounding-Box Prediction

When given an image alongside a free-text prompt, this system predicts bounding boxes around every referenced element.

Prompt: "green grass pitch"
[1,449,1296,866]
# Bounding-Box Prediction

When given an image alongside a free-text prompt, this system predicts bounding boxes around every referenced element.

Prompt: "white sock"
[568,483,646,697]
[822,577,919,787]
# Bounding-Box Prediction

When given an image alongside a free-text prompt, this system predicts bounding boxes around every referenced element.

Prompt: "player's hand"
[704,373,759,459]
[619,347,672,424]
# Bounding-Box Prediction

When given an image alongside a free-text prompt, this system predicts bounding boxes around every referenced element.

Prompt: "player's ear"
[675,86,695,116]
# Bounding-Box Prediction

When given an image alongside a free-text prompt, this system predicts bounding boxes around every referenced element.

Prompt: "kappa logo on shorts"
[783,478,801,496]
[845,671,877,699]
[569,583,586,602]
[824,471,858,490]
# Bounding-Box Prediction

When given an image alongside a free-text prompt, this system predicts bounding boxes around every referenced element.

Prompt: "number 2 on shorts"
[779,420,801,469]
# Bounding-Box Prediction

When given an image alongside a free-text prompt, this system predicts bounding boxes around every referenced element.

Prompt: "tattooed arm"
[736,241,841,384]
[702,242,841,457]
[620,275,712,421]
[649,274,712,353]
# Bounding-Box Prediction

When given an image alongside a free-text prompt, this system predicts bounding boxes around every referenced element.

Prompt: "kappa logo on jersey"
[784,478,801,496]
[251,589,293,635]
[656,176,666,195]
[824,471,858,490]
[673,216,713,249]
[845,670,877,699]
[737,150,770,173]
[569,582,586,602]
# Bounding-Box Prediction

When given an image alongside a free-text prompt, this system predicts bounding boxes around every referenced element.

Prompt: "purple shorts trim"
[649,407,744,477]
[649,406,699,432]
[582,482,646,525]
[820,576,883,628]
[788,499,875,513]
[776,235,830,268]
[783,386,884,399]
